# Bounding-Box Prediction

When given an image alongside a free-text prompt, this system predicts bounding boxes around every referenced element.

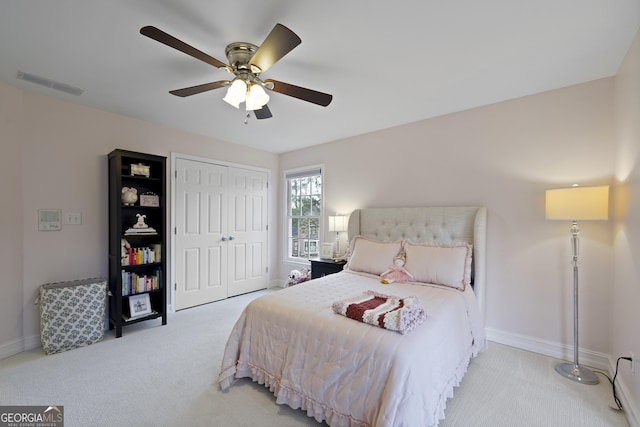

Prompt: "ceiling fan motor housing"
[225,42,260,73]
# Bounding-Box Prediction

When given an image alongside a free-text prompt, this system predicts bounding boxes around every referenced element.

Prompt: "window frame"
[283,165,324,263]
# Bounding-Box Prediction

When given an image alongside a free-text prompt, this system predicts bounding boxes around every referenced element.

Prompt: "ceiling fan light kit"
[140,23,332,120]
[222,79,247,108]
[223,79,270,111]
[245,84,270,111]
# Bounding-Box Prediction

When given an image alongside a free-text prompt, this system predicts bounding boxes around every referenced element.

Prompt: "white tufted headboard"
[347,206,487,314]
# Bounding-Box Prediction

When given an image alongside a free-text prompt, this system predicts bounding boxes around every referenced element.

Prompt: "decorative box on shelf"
[130,163,150,177]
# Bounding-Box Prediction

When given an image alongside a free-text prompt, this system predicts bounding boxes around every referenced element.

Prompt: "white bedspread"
[218,270,486,427]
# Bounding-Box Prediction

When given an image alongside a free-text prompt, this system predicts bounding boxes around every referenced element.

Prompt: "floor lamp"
[545,184,609,385]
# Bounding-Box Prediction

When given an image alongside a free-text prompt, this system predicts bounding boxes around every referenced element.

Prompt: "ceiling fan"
[140,24,333,120]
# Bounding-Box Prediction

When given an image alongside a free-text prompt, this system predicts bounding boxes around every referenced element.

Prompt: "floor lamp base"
[555,362,599,385]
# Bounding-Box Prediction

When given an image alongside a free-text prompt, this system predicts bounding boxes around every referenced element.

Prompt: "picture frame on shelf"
[139,193,159,207]
[129,293,151,318]
[320,243,334,260]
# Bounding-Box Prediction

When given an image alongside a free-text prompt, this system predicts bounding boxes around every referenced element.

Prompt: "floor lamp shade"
[545,184,609,385]
[545,185,609,220]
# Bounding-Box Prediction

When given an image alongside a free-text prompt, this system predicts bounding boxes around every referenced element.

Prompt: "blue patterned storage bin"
[39,278,107,355]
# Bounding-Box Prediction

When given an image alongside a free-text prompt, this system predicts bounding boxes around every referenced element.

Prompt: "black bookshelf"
[108,149,167,337]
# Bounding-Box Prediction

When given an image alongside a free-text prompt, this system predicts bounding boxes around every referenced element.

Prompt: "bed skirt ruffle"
[218,338,483,427]
[219,360,371,427]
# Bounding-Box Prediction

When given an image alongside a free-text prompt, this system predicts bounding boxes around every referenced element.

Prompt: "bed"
[218,206,487,427]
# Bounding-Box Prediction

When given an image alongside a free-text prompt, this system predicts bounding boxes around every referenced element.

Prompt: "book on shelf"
[126,246,156,265]
[124,227,157,235]
[121,268,162,296]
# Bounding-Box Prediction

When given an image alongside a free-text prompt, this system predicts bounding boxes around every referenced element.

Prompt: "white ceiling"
[1,1,638,153]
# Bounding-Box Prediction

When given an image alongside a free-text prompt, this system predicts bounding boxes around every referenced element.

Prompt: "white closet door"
[227,167,269,296]
[175,158,228,310]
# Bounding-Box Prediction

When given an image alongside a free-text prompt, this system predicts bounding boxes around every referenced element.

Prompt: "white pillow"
[403,242,472,290]
[345,236,402,276]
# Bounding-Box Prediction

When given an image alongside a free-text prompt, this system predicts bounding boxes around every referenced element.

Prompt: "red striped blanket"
[332,290,427,334]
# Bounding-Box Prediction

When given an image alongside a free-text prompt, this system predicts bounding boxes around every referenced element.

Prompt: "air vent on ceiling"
[17,70,84,96]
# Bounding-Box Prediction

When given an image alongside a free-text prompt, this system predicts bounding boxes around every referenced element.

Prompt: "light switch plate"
[64,212,82,225]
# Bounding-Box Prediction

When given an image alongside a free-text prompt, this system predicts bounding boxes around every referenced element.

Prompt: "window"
[286,167,322,261]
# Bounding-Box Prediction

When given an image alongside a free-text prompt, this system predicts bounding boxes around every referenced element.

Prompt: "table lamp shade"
[545,185,609,221]
[328,215,349,232]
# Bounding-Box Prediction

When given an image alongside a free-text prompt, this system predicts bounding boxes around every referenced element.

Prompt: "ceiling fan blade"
[169,81,229,97]
[249,24,301,74]
[140,26,229,71]
[254,105,273,119]
[265,79,333,107]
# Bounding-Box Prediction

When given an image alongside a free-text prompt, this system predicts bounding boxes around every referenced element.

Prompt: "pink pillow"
[345,236,402,276]
[403,242,472,290]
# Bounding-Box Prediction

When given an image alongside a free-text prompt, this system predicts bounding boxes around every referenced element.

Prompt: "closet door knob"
[221,237,228,242]
[228,236,235,241]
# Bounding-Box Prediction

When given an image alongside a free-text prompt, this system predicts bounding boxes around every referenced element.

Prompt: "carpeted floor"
[0,289,630,427]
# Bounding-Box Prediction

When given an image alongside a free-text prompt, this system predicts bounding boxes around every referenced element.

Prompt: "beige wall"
[0,83,25,351]
[0,84,279,354]
[280,77,616,357]
[613,30,640,418]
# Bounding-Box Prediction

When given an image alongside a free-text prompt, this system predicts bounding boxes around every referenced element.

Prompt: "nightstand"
[310,258,347,279]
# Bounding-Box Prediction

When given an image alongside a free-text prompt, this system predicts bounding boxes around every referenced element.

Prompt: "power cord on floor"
[594,356,632,411]
[613,357,632,410]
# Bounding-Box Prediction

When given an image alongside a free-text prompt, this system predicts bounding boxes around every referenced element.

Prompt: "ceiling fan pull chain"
[244,112,251,125]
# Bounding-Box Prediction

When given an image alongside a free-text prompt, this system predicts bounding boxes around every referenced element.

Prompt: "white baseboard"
[0,337,25,360]
[24,334,41,351]
[486,327,638,427]
[0,334,40,360]
[485,327,610,370]
[0,334,55,360]
[268,279,287,289]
